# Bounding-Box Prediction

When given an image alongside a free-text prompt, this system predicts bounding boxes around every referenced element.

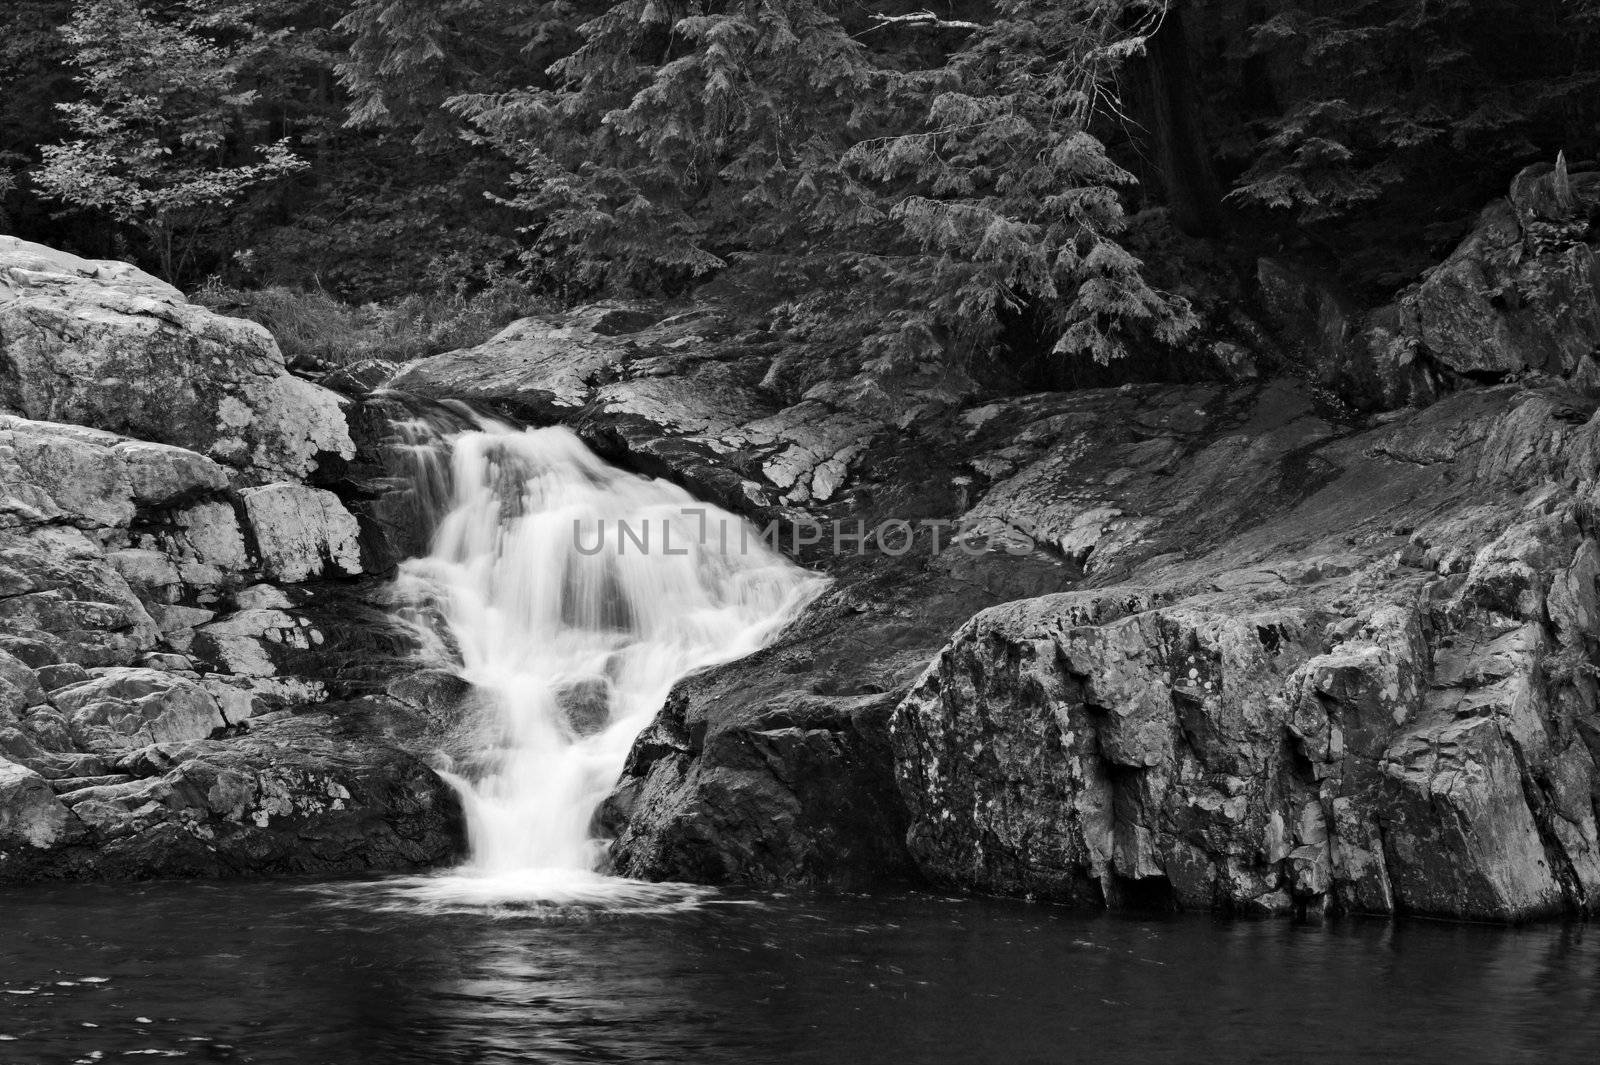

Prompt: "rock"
[867,383,1600,920]
[389,302,887,517]
[0,416,134,529]
[36,662,89,691]
[189,607,312,677]
[0,706,464,881]
[1256,259,1436,411]
[113,440,229,505]
[1405,199,1600,379]
[0,235,353,480]
[0,634,61,667]
[321,358,400,398]
[0,242,459,885]
[49,668,230,753]
[1257,162,1600,411]
[0,756,69,850]
[0,527,161,666]
[599,376,1600,921]
[163,500,251,581]
[556,678,612,737]
[0,648,44,711]
[240,483,363,582]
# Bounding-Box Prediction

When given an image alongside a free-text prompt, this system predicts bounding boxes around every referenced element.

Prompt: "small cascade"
[386,404,822,907]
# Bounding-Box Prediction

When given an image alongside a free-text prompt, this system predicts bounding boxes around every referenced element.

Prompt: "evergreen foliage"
[1218,0,1600,284]
[448,0,1194,366]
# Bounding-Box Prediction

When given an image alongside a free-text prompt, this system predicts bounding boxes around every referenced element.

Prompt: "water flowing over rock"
[581,363,1600,920]
[385,412,819,904]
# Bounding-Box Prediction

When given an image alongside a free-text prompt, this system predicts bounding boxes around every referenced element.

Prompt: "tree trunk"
[1141,2,1226,237]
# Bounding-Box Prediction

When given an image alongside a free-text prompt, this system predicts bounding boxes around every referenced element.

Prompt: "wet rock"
[321,358,400,398]
[557,678,612,737]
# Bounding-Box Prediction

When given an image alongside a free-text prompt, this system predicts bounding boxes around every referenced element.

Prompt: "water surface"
[2,878,1598,1064]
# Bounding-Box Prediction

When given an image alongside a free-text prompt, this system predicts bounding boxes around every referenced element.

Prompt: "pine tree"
[848,0,1198,366]
[448,0,1195,367]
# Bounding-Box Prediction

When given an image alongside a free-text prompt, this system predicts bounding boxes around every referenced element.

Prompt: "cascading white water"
[389,412,822,909]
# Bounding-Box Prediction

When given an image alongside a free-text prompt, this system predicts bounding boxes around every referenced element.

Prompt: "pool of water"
[1,877,1597,1064]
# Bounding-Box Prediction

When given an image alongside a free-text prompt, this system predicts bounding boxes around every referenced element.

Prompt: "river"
[2,878,1597,1064]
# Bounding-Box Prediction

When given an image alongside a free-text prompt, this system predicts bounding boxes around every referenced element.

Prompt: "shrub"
[193,271,547,368]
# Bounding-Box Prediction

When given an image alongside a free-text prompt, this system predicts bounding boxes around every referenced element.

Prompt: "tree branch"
[867,11,983,33]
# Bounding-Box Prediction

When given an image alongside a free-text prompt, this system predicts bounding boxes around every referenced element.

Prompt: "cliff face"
[0,237,462,880]
[890,384,1600,919]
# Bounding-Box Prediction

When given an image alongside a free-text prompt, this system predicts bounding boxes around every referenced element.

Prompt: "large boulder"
[0,415,230,529]
[49,668,231,753]
[240,483,363,582]
[0,236,353,481]
[1257,161,1600,410]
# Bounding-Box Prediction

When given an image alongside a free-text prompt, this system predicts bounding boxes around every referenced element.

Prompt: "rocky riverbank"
[0,236,461,880]
[5,160,1600,921]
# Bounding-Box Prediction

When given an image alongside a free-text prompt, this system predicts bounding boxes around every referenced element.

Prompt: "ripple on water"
[305,868,738,919]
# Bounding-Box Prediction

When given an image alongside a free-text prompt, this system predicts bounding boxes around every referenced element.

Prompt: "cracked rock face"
[888,385,1600,920]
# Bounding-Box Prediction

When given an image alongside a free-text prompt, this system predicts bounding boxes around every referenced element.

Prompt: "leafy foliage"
[847,0,1197,365]
[34,0,307,283]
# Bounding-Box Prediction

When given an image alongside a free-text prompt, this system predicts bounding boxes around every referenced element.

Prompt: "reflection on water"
[2,878,1599,1065]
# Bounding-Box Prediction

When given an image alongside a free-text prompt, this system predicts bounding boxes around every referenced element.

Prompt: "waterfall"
[386,406,822,908]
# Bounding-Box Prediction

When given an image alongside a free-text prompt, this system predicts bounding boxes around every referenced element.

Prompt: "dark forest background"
[4,0,1598,371]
